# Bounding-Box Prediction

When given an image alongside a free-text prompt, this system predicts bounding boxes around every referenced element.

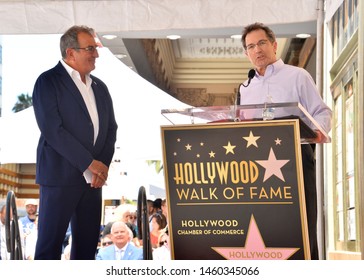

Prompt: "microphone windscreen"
[248,69,255,79]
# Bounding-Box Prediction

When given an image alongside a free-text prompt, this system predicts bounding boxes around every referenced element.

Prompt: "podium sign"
[161,120,310,260]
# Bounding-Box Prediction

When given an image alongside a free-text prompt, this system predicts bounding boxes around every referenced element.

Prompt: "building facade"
[323,0,363,259]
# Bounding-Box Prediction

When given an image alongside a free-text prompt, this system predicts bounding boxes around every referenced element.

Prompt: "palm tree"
[146,160,163,174]
[12,93,33,112]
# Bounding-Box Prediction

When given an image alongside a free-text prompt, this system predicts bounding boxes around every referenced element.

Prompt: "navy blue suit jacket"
[33,61,118,186]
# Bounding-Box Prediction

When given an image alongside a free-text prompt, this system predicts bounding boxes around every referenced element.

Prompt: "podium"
[160,103,330,260]
[161,102,330,143]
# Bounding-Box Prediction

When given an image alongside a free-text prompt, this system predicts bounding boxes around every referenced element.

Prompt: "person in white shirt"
[152,228,171,260]
[32,25,117,260]
[0,205,10,260]
[239,22,332,260]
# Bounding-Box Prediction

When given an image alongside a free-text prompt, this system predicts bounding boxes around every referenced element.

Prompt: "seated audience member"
[150,212,167,249]
[96,221,143,260]
[113,204,140,246]
[100,234,113,248]
[1,205,10,260]
[101,221,114,238]
[19,199,38,234]
[24,216,38,260]
[152,198,162,214]
[152,229,171,260]
[129,210,138,234]
[161,198,169,232]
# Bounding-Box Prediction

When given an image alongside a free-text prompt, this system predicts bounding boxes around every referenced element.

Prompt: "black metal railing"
[137,186,153,260]
[5,190,23,260]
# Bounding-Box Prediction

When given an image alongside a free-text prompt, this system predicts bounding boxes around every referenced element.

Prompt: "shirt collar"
[114,243,128,252]
[60,59,92,87]
[256,58,284,78]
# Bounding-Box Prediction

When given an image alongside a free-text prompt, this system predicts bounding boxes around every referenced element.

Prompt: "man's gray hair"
[60,25,95,59]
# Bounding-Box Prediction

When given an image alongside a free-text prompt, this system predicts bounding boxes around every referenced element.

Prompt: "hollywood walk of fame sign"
[161,120,310,260]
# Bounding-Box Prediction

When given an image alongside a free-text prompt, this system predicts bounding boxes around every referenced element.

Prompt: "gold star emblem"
[185,144,192,150]
[209,151,216,158]
[243,131,260,148]
[223,141,236,154]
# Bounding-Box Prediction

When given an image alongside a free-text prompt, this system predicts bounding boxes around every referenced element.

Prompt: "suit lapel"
[56,62,92,121]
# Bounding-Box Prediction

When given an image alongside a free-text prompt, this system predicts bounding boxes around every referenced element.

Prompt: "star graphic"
[275,138,282,145]
[256,148,289,182]
[185,144,192,150]
[209,151,216,158]
[177,138,181,142]
[223,141,236,154]
[243,131,260,148]
[212,215,299,260]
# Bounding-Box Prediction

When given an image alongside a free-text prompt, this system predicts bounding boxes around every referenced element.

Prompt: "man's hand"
[88,160,109,188]
[314,130,327,143]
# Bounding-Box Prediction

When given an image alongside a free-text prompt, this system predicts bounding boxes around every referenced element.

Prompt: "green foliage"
[146,160,163,174]
[12,93,33,113]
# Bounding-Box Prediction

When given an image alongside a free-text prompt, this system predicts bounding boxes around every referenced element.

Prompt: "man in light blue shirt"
[239,22,332,260]
[96,221,143,260]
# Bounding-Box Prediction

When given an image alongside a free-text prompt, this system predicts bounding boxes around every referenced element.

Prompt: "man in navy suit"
[96,221,143,260]
[32,25,118,260]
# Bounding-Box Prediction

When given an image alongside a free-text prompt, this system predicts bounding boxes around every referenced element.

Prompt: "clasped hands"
[88,160,109,188]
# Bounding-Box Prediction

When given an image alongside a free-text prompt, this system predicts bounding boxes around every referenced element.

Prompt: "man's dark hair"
[241,22,276,50]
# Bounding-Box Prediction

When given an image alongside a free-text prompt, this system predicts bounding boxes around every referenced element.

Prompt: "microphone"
[242,69,255,87]
[236,69,255,105]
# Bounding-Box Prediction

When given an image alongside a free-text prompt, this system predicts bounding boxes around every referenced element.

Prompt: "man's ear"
[273,41,278,54]
[66,48,76,61]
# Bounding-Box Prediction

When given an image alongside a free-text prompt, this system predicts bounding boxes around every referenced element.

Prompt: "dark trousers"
[34,184,102,260]
[301,144,319,260]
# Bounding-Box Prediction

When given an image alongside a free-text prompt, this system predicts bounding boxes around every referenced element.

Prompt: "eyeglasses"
[73,45,99,53]
[102,241,113,246]
[159,240,168,246]
[129,216,137,220]
[246,40,269,52]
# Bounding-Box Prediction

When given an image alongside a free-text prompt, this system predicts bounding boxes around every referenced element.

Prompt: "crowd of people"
[96,197,170,260]
[0,197,170,260]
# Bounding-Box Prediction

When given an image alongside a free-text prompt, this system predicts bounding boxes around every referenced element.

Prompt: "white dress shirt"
[60,59,99,144]
[60,60,100,181]
[0,221,10,260]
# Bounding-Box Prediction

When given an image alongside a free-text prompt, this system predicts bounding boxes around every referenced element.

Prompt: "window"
[329,0,360,254]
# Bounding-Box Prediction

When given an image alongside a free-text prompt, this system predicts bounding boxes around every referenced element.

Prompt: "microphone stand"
[235,69,255,121]
[235,83,243,121]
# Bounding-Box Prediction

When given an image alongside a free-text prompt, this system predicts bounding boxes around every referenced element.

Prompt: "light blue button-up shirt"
[239,59,332,133]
